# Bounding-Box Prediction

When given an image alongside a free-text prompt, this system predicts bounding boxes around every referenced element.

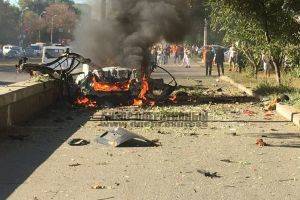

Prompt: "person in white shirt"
[229,45,237,71]
[182,48,191,68]
[261,52,271,78]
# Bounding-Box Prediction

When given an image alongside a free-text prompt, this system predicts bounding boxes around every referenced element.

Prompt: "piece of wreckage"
[16,50,178,107]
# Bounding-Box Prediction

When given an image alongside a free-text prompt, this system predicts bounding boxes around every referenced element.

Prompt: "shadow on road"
[0,105,95,199]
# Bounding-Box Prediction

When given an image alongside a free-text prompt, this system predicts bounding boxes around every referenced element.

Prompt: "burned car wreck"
[16,50,177,108]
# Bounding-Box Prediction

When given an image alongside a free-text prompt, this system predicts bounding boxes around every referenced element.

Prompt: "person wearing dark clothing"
[205,47,214,76]
[215,47,225,76]
[178,46,184,61]
[236,52,246,73]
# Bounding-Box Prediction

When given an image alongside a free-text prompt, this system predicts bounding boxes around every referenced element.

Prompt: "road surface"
[0,63,299,200]
[0,59,40,86]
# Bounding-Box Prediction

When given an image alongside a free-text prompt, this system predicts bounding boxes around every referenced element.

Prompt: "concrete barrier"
[219,76,262,99]
[0,80,60,131]
[276,103,300,127]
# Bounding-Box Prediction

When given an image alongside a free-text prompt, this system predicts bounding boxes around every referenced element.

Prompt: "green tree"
[208,0,300,85]
[0,0,20,45]
[43,3,77,42]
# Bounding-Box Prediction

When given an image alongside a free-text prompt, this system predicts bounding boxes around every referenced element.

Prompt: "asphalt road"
[1,62,299,200]
[0,59,33,86]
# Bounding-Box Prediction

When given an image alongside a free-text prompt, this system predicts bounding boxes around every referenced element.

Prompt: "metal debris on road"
[68,163,81,167]
[256,138,268,147]
[220,159,233,163]
[95,127,153,147]
[68,138,90,146]
[91,183,106,189]
[197,170,221,178]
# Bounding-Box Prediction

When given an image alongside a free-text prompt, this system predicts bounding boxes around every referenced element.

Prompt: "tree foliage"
[17,0,78,44]
[0,0,19,45]
[208,0,300,84]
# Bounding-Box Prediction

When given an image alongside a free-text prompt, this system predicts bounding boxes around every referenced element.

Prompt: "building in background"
[90,0,114,21]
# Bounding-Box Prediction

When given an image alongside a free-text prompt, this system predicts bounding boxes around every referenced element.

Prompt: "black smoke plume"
[72,0,190,69]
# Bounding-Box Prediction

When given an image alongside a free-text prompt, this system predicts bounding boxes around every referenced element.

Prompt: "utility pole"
[19,7,29,47]
[50,15,57,44]
[38,11,46,42]
[203,18,208,46]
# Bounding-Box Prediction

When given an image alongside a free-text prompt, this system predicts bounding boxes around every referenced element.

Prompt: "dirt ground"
[0,64,299,200]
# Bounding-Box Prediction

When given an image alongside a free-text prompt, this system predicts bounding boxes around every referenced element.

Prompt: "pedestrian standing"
[174,45,179,64]
[229,45,237,71]
[205,46,214,76]
[182,48,191,68]
[215,47,225,76]
[262,51,271,78]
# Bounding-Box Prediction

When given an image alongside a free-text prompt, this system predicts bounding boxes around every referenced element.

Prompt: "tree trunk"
[272,59,281,85]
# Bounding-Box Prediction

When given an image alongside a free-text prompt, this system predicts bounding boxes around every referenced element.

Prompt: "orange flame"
[75,96,96,108]
[169,95,177,103]
[133,76,155,106]
[92,77,130,92]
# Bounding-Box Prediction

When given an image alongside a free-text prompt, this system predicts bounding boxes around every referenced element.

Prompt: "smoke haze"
[72,0,190,69]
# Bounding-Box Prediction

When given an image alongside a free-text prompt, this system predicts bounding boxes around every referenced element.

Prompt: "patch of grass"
[254,81,295,96]
[225,66,300,109]
[289,91,300,109]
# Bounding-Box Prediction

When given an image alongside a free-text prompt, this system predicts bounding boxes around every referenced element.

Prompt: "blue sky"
[8,0,86,6]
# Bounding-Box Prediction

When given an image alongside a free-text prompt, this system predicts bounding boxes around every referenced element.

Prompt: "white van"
[2,45,23,57]
[42,46,72,69]
[30,43,45,56]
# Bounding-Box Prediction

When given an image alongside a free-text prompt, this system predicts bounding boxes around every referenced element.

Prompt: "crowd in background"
[150,42,273,78]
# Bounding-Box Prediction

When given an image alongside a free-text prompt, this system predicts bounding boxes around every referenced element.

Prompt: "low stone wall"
[276,103,300,127]
[0,80,60,131]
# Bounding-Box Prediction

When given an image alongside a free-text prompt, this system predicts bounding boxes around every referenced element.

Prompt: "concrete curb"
[219,76,262,99]
[219,75,300,128]
[276,103,300,127]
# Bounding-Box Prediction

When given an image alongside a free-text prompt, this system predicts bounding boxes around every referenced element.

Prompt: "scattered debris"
[189,133,199,137]
[68,163,81,167]
[151,138,162,146]
[97,197,115,200]
[270,128,278,132]
[220,159,233,163]
[243,109,255,116]
[216,88,223,92]
[91,183,106,189]
[68,138,90,146]
[239,161,251,166]
[197,170,221,178]
[157,130,171,135]
[95,127,153,147]
[256,138,268,147]
[279,94,290,102]
[264,98,280,111]
[229,128,237,136]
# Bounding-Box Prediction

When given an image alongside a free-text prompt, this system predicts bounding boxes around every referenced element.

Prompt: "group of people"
[203,45,226,77]
[151,43,272,78]
[150,44,192,68]
[203,45,246,77]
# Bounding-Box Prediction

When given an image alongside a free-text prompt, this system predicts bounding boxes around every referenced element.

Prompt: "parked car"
[24,46,36,57]
[2,45,23,58]
[30,43,45,56]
